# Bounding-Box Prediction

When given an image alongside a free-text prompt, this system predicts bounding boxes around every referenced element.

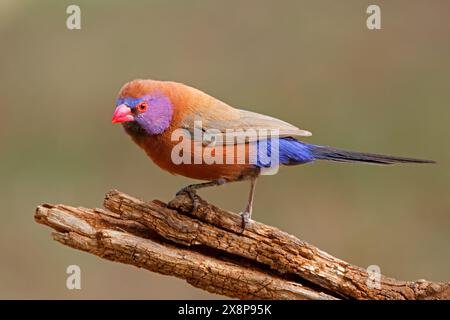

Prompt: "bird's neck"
[123,121,174,151]
[123,121,147,140]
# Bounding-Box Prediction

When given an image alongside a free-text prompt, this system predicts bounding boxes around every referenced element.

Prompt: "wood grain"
[34,190,450,300]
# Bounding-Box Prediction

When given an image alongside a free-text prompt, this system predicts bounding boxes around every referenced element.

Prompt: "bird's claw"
[240,211,251,232]
[176,187,199,212]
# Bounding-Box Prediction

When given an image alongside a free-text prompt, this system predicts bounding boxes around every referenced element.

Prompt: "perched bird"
[112,79,434,228]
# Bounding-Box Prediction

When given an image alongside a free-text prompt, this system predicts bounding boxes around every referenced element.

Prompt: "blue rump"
[255,138,315,168]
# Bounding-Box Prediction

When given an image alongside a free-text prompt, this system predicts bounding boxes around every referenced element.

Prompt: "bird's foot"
[176,187,200,212]
[239,210,251,232]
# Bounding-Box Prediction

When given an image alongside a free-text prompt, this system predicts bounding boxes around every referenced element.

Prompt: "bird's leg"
[176,178,227,211]
[175,174,258,230]
[240,177,257,231]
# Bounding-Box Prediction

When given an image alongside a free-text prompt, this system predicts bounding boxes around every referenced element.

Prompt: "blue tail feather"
[256,138,434,167]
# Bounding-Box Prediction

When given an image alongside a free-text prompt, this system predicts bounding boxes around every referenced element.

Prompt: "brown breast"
[134,129,257,181]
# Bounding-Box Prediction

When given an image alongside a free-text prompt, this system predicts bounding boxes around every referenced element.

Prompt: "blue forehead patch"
[116,96,146,107]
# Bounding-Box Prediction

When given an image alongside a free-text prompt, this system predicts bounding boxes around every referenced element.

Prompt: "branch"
[34,190,450,300]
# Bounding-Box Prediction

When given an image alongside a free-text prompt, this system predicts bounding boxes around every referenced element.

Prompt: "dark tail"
[308,144,435,165]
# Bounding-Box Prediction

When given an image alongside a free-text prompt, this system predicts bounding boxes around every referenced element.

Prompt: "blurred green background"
[0,0,449,299]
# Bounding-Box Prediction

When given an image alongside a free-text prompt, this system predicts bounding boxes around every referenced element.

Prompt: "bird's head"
[112,80,174,135]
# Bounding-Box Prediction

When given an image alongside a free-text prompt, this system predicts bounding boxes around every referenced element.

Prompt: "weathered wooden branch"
[34,190,450,300]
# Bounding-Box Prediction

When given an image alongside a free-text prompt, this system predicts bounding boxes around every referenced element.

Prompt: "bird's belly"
[138,135,257,181]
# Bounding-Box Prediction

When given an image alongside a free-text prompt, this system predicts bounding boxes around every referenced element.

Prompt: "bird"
[112,79,434,229]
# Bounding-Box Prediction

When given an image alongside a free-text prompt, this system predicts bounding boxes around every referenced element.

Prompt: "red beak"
[112,104,133,124]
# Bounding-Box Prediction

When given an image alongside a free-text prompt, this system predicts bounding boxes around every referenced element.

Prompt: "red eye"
[137,102,148,113]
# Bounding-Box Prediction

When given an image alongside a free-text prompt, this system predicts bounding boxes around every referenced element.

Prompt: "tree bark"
[34,190,450,300]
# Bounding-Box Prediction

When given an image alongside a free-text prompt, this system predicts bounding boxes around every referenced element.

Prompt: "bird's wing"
[180,106,312,145]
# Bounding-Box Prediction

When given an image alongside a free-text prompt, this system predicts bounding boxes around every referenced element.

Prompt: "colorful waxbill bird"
[112,79,434,228]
